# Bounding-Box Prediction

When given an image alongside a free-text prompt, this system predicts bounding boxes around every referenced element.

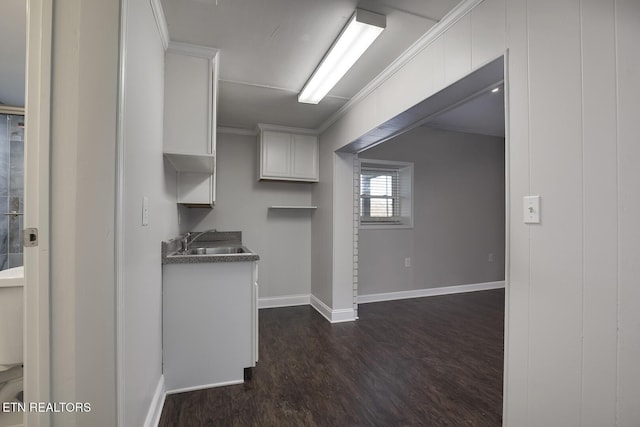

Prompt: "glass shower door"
[0,113,24,271]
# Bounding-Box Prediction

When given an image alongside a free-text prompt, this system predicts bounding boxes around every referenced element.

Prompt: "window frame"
[358,158,414,230]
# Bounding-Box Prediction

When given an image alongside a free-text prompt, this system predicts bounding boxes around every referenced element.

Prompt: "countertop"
[162,231,260,264]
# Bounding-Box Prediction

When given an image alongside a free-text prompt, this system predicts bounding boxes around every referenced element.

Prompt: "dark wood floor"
[159,289,505,427]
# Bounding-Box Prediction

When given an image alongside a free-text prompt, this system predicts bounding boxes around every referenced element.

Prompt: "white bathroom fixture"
[0,266,24,404]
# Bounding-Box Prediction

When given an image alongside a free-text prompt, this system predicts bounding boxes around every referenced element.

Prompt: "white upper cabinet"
[164,42,218,156]
[163,42,219,207]
[258,124,319,182]
[261,131,291,177]
[291,134,318,180]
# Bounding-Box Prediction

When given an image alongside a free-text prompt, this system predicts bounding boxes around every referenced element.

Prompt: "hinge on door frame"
[23,228,38,247]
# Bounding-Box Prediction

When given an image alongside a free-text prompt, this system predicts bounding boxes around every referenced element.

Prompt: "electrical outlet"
[404,257,411,268]
[488,253,494,262]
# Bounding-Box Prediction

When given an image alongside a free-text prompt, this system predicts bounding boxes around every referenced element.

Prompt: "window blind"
[360,166,401,222]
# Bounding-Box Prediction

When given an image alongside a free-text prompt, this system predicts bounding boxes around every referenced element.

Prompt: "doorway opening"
[337,55,508,419]
[0,1,27,426]
[0,109,25,271]
[338,55,506,317]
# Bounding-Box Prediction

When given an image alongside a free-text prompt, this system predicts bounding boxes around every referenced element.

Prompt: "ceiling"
[0,0,504,138]
[0,0,26,107]
[424,85,505,137]
[160,0,462,130]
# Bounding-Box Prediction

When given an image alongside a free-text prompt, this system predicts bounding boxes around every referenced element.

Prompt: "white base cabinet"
[163,261,258,393]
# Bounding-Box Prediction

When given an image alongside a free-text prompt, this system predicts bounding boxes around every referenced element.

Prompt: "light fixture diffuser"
[298,9,386,104]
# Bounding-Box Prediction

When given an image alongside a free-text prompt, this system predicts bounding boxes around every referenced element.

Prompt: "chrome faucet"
[181,229,217,252]
[181,233,192,252]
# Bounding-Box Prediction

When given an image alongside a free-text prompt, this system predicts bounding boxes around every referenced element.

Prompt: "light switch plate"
[524,195,540,224]
[142,196,149,226]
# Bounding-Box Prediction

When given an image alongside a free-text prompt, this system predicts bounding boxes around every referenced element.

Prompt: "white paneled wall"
[502,0,530,423]
[616,0,640,424]
[313,0,640,424]
[527,1,584,424]
[443,13,472,83]
[580,1,618,425]
[470,0,506,69]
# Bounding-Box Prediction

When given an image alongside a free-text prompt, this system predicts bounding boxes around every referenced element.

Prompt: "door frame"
[23,0,52,426]
[346,55,510,417]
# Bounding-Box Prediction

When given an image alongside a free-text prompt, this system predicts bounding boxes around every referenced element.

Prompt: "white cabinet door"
[163,261,255,392]
[164,52,212,155]
[261,131,291,178]
[292,133,318,180]
[176,172,215,206]
[258,125,319,182]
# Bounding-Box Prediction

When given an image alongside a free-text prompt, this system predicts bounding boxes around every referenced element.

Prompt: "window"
[360,167,400,220]
[359,159,413,228]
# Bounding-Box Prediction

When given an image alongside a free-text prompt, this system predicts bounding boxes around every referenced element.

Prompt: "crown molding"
[317,0,485,134]
[257,123,319,135]
[217,126,258,136]
[167,41,219,59]
[150,0,169,50]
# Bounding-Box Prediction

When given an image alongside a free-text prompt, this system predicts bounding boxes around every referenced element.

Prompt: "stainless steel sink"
[184,246,247,255]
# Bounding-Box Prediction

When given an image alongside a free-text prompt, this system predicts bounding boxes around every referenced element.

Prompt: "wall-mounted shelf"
[268,206,317,209]
[164,152,215,173]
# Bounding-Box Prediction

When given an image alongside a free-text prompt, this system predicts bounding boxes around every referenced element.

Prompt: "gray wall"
[358,127,505,296]
[121,0,180,425]
[310,134,334,307]
[182,132,312,300]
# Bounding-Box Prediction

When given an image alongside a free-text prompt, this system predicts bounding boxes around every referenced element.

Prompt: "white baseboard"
[259,293,356,323]
[165,379,244,395]
[142,375,246,424]
[259,294,310,309]
[310,294,356,323]
[143,375,166,427]
[357,281,506,304]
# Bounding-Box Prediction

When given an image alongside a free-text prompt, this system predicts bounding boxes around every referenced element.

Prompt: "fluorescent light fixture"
[298,9,386,104]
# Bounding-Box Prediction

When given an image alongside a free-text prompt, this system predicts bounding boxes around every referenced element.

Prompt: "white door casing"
[24,0,52,426]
